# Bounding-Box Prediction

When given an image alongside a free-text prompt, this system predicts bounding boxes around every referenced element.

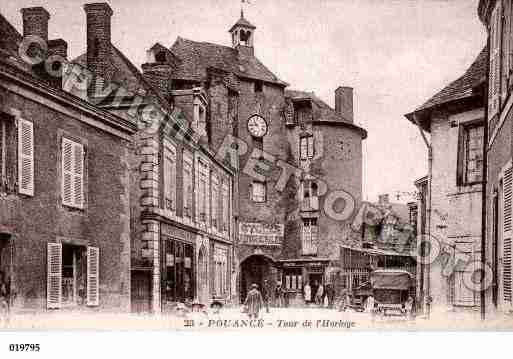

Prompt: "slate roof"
[228,15,256,32]
[73,45,171,111]
[409,46,488,115]
[0,13,22,59]
[285,89,347,122]
[169,37,287,86]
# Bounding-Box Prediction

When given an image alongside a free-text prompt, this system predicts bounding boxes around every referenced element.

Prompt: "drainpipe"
[413,113,432,320]
[480,33,490,321]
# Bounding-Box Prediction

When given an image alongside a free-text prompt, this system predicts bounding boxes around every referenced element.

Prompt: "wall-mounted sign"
[239,222,284,246]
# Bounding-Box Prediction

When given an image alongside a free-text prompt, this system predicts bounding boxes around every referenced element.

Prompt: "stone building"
[405,46,487,313]
[69,3,236,313]
[479,0,513,315]
[0,8,136,312]
[140,10,367,304]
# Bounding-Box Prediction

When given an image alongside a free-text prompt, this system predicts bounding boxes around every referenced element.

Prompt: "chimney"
[21,7,50,42]
[378,194,389,205]
[335,86,354,123]
[84,2,113,97]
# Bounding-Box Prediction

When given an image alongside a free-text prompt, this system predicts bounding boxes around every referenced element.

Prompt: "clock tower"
[229,9,256,57]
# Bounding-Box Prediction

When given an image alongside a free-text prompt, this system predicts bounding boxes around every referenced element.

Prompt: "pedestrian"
[326,283,335,308]
[315,282,324,306]
[262,279,271,313]
[0,270,10,328]
[244,283,264,319]
[405,295,414,320]
[303,282,311,306]
[274,282,284,308]
[366,294,375,313]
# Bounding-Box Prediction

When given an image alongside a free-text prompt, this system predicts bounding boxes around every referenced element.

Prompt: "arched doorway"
[197,246,208,304]
[239,255,274,303]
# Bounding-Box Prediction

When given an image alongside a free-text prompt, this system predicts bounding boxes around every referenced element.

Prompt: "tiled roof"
[169,37,287,86]
[73,45,171,111]
[228,15,256,32]
[411,46,488,114]
[285,89,346,122]
[0,13,22,59]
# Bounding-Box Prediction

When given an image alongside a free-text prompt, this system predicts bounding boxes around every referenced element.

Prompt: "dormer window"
[155,51,166,63]
[254,81,263,93]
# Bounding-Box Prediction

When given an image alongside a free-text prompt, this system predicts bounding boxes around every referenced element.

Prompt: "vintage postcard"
[0,0,512,340]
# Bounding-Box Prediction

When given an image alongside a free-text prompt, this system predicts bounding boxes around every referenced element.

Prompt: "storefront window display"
[162,237,195,304]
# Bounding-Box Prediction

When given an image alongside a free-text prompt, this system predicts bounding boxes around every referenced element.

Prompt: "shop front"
[278,259,331,306]
[161,224,196,311]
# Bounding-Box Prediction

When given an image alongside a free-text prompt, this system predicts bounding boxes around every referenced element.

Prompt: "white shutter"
[47,242,62,309]
[87,246,99,306]
[489,2,502,119]
[73,142,84,208]
[18,118,34,196]
[503,164,513,306]
[62,138,84,208]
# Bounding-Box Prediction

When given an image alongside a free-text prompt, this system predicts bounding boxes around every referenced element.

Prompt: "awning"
[370,270,413,290]
[340,244,415,258]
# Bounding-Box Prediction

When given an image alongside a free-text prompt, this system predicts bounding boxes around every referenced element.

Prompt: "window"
[163,140,176,212]
[221,182,229,232]
[0,116,17,194]
[155,51,166,63]
[254,81,263,93]
[301,218,318,255]
[62,137,84,208]
[183,153,193,218]
[251,181,266,202]
[213,246,228,297]
[211,174,218,229]
[47,243,98,309]
[488,1,502,119]
[457,124,484,185]
[196,158,209,222]
[300,135,314,160]
[284,268,302,291]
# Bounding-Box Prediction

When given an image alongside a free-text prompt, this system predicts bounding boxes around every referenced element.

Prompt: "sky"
[0,0,487,203]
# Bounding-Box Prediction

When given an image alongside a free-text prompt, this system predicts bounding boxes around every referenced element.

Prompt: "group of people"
[303,281,335,307]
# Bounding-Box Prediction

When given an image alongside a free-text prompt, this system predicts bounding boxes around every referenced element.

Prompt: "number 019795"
[9,344,40,352]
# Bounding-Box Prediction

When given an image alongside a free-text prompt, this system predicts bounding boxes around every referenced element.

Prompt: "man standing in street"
[244,283,264,319]
[262,279,272,313]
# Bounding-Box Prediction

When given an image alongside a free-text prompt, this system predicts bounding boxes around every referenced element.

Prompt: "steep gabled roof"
[169,37,287,86]
[416,46,488,113]
[0,12,22,59]
[405,46,488,128]
[73,45,171,111]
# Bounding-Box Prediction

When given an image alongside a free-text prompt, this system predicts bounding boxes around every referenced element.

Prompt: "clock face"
[247,115,268,138]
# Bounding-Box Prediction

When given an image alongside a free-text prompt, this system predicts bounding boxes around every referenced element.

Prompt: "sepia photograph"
[0,0,513,349]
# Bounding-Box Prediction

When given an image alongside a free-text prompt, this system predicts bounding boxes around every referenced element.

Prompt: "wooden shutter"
[18,118,34,196]
[503,164,513,305]
[502,0,511,102]
[87,246,99,306]
[489,2,502,119]
[47,242,62,309]
[62,138,84,208]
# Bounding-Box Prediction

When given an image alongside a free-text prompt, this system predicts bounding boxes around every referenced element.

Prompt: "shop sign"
[239,222,284,246]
